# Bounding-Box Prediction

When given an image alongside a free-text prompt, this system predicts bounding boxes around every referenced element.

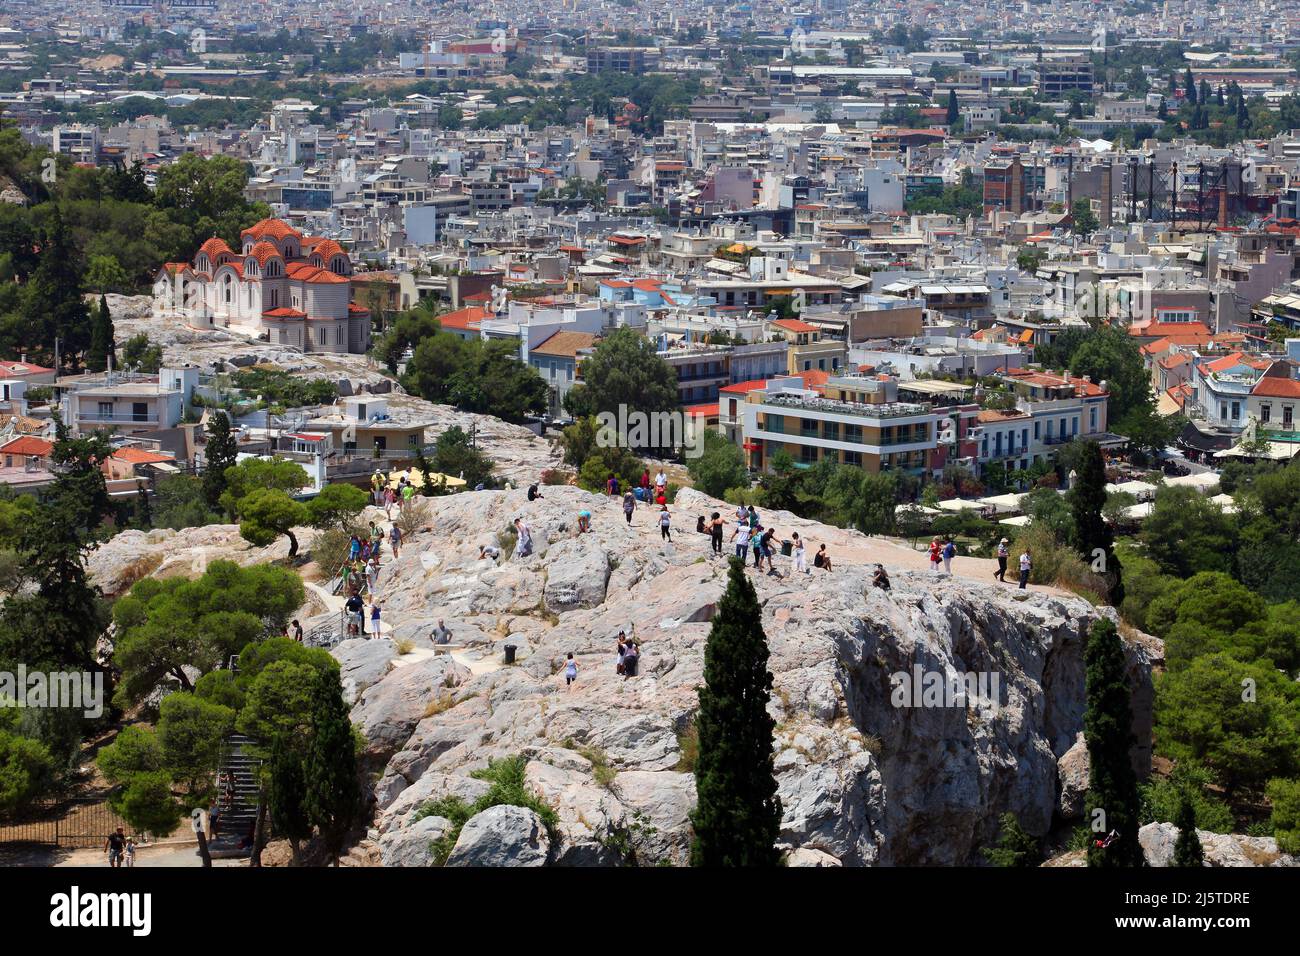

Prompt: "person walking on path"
[792,532,808,574]
[623,490,636,525]
[942,537,956,576]
[731,521,751,561]
[564,652,578,691]
[606,473,619,497]
[514,517,533,558]
[390,523,402,558]
[995,538,1009,582]
[383,485,396,519]
[105,827,126,868]
[369,601,382,638]
[1018,547,1032,590]
[658,505,672,541]
[709,512,724,554]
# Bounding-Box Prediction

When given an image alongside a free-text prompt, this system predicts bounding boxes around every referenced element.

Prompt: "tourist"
[640,468,651,493]
[390,523,402,558]
[514,517,533,558]
[345,592,365,635]
[432,618,451,645]
[528,482,543,501]
[577,509,592,534]
[813,544,833,572]
[928,537,943,575]
[365,557,380,596]
[105,827,126,868]
[616,631,628,675]
[710,511,725,555]
[872,564,891,591]
[292,619,303,643]
[659,505,672,541]
[606,473,619,497]
[369,601,382,638]
[401,481,415,508]
[124,836,137,868]
[371,470,384,505]
[1018,547,1032,590]
[622,639,640,679]
[736,503,748,524]
[564,652,578,691]
[760,527,779,575]
[383,485,396,519]
[995,538,1009,582]
[792,532,807,574]
[623,489,636,525]
[732,520,752,561]
[349,534,361,562]
[479,543,501,561]
[747,505,759,530]
[654,468,667,495]
[751,524,765,569]
[942,537,956,576]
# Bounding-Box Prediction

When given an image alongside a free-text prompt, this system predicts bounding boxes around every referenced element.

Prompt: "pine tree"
[18,210,90,368]
[1157,97,1168,121]
[202,412,238,511]
[1172,793,1204,867]
[1084,618,1144,867]
[1069,440,1123,606]
[946,87,959,127]
[85,296,116,373]
[269,736,312,865]
[690,557,782,866]
[303,669,360,865]
[982,812,1042,867]
[1184,67,1197,104]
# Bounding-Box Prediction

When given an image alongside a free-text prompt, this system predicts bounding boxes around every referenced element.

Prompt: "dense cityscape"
[0,0,1295,917]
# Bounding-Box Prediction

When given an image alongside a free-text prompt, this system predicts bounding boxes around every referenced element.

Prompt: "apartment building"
[738,373,940,477]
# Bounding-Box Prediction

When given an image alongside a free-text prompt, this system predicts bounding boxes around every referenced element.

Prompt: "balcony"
[77,413,160,425]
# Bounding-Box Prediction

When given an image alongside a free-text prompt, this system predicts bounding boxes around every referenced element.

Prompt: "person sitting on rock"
[813,544,833,572]
[872,564,891,591]
[479,543,501,561]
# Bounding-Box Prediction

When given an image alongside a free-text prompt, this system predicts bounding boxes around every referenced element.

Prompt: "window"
[1071,417,1078,436]
[1261,404,1271,423]
[1033,422,1040,440]
[1285,406,1294,427]
[799,444,818,464]
[132,402,148,422]
[845,424,863,443]
[823,421,839,441]
[373,437,386,452]
[1231,401,1240,421]
[317,328,326,345]
[97,401,113,419]
[1089,406,1097,429]
[844,451,861,467]
[407,433,418,448]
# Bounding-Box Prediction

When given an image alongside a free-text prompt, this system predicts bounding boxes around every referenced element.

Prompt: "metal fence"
[0,797,136,849]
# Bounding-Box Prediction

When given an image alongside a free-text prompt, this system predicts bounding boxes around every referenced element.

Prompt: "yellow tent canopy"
[384,469,467,491]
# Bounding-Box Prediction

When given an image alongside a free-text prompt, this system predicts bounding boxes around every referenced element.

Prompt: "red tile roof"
[0,436,53,457]
[241,218,302,241]
[111,447,173,464]
[437,305,491,331]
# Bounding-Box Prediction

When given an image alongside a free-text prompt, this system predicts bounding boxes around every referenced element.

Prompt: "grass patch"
[414,755,560,865]
[393,637,415,655]
[674,721,699,773]
[575,744,617,790]
[500,523,518,558]
[422,691,458,718]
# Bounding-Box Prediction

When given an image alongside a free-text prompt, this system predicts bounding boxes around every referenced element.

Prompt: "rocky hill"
[305,484,1161,866]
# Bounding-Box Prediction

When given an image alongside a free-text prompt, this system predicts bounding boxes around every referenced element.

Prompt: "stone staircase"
[209,734,262,859]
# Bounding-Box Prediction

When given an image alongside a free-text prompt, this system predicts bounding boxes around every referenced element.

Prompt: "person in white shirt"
[731,521,751,561]
[791,532,807,574]
[1018,548,1032,589]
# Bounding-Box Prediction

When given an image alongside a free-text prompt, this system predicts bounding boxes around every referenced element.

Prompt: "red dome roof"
[198,237,232,259]
[241,218,302,241]
[246,241,283,266]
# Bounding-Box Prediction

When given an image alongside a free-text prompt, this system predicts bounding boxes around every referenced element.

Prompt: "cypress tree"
[1172,793,1204,867]
[946,88,959,126]
[1069,440,1123,606]
[1184,67,1197,104]
[86,296,116,373]
[202,412,238,511]
[1084,618,1144,867]
[303,669,360,865]
[269,736,312,865]
[690,557,782,866]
